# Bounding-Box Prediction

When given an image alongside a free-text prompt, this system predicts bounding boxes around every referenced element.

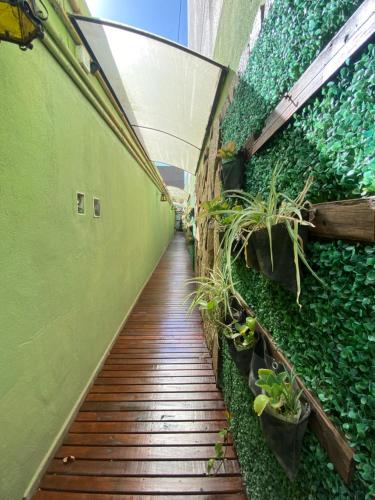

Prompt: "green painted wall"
[0,26,174,500]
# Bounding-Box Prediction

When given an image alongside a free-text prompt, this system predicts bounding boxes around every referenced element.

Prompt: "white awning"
[72,16,227,174]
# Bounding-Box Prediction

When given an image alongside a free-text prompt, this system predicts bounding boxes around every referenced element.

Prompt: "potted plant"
[253,368,311,480]
[208,167,323,305]
[217,141,245,191]
[224,315,257,376]
[185,266,238,327]
[200,196,243,249]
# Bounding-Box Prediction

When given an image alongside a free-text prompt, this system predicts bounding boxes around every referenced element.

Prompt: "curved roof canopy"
[166,186,189,203]
[72,16,227,174]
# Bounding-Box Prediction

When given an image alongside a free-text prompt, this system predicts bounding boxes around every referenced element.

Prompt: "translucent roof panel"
[72,17,227,174]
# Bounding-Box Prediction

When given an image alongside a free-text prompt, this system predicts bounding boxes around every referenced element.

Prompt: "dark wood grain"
[309,196,375,242]
[76,410,227,421]
[35,492,247,500]
[69,421,227,433]
[39,475,244,494]
[47,458,240,475]
[55,445,238,460]
[86,392,222,401]
[33,234,244,497]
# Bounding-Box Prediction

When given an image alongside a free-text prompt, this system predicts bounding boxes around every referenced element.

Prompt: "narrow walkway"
[34,234,245,499]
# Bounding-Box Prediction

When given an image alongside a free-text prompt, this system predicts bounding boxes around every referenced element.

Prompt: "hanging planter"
[210,167,324,305]
[225,337,254,376]
[223,314,257,376]
[259,397,310,481]
[253,367,311,480]
[248,335,283,396]
[220,155,245,191]
[245,223,309,294]
[217,141,245,191]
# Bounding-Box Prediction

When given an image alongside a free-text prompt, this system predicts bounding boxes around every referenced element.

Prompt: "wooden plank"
[47,458,240,476]
[98,369,214,378]
[110,347,209,352]
[55,445,237,460]
[69,421,227,433]
[310,197,375,242]
[102,363,212,370]
[105,355,212,361]
[248,0,375,155]
[85,392,223,402]
[35,492,247,500]
[89,384,218,393]
[64,432,232,446]
[80,401,226,411]
[39,476,244,494]
[95,376,216,384]
[75,410,227,422]
[249,310,355,483]
[114,340,206,345]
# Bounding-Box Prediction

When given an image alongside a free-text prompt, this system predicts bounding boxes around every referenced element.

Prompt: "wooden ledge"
[309,197,375,243]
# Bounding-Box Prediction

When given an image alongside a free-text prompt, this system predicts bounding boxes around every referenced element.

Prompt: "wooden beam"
[247,0,375,155]
[310,197,375,242]
[247,309,355,484]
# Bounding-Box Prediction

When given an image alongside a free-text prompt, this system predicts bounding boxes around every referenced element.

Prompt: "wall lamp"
[160,194,167,202]
[0,0,45,50]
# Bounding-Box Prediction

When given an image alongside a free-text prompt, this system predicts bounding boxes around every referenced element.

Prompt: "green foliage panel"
[244,45,375,201]
[230,241,374,497]
[219,4,375,497]
[219,337,366,499]
[221,0,363,147]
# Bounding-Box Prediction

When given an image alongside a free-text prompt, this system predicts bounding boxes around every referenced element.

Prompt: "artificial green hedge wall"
[219,337,364,499]
[221,0,364,148]
[219,1,375,498]
[245,45,375,201]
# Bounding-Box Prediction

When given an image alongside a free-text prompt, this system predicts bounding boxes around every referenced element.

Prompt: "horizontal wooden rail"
[246,308,355,484]
[309,196,375,242]
[245,0,375,155]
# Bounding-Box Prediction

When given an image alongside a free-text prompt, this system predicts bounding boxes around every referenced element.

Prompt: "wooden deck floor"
[34,233,245,499]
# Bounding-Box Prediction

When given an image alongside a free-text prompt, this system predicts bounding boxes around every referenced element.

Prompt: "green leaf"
[253,395,270,416]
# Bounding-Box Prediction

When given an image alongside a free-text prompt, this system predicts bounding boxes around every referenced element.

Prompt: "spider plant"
[207,167,323,305]
[185,265,245,327]
[200,196,242,227]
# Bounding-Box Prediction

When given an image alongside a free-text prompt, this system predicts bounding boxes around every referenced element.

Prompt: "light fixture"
[160,194,167,202]
[0,0,44,50]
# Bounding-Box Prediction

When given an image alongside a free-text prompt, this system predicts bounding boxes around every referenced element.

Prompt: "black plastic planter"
[226,337,254,376]
[223,302,254,376]
[245,223,309,294]
[260,400,311,481]
[220,155,245,191]
[249,335,284,396]
[248,336,310,480]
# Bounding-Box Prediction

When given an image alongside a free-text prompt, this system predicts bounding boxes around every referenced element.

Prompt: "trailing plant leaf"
[224,315,257,351]
[217,141,237,160]
[185,266,245,327]
[207,411,233,476]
